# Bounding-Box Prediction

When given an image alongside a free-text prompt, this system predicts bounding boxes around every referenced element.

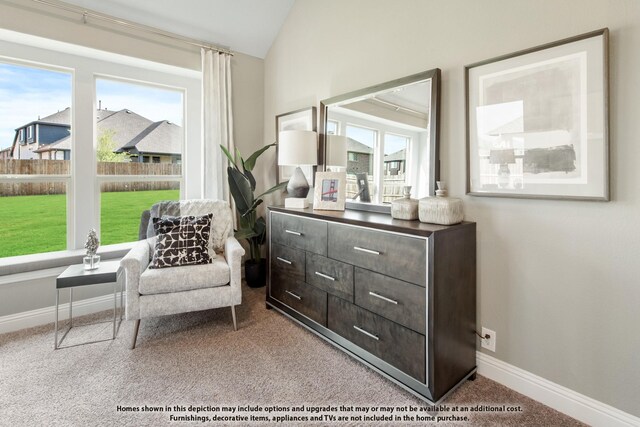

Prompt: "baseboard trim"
[477,352,639,427]
[0,292,124,335]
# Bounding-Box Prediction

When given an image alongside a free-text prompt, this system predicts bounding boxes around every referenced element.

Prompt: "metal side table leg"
[69,288,73,328]
[54,289,59,350]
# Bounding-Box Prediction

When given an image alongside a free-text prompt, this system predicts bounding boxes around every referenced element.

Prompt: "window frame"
[0,30,201,265]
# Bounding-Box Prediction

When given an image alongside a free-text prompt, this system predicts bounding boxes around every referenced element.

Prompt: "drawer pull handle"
[315,272,335,281]
[369,291,398,305]
[285,229,302,236]
[276,257,292,265]
[353,246,381,255]
[353,325,379,341]
[285,290,302,300]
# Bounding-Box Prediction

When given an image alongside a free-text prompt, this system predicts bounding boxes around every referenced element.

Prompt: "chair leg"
[231,306,237,331]
[130,319,140,349]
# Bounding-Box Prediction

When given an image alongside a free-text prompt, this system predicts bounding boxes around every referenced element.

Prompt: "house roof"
[117,120,182,156]
[10,107,182,158]
[347,137,373,154]
[384,148,406,162]
[33,136,71,153]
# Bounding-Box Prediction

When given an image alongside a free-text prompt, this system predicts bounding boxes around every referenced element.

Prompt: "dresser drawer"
[271,212,327,256]
[328,295,425,382]
[271,276,327,326]
[328,223,426,286]
[306,252,354,302]
[270,243,305,284]
[355,268,426,334]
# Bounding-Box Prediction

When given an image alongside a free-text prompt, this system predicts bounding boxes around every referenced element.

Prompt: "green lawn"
[0,190,178,258]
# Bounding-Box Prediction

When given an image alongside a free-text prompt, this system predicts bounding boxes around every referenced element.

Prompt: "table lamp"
[325,135,347,171]
[278,130,318,208]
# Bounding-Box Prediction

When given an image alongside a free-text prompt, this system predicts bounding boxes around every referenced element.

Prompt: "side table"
[54,260,124,349]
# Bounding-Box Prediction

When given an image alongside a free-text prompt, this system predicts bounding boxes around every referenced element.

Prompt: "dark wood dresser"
[266,206,476,403]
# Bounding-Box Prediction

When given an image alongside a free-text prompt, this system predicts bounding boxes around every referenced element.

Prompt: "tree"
[97,129,129,162]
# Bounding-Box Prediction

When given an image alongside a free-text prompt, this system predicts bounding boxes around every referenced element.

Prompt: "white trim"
[0,292,125,334]
[477,352,640,427]
[0,28,200,78]
[0,266,67,286]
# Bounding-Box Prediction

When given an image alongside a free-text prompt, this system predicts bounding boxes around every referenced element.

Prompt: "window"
[0,62,71,258]
[345,125,376,201]
[383,133,410,202]
[95,77,184,246]
[0,33,200,260]
[326,120,339,135]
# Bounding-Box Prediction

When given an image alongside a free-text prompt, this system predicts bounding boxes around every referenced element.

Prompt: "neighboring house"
[9,107,182,163]
[346,137,373,175]
[0,147,11,160]
[383,148,405,176]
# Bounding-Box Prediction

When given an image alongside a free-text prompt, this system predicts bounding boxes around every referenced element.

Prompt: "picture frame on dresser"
[465,28,609,201]
[313,171,346,211]
[276,106,317,187]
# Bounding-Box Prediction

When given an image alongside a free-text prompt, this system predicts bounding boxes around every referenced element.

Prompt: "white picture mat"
[467,32,607,199]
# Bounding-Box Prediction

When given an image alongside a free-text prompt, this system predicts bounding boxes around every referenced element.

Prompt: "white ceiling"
[60,0,295,58]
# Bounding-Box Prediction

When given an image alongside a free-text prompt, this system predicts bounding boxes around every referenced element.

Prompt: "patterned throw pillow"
[149,213,213,269]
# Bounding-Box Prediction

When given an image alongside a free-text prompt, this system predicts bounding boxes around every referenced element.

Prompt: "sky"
[0,63,183,150]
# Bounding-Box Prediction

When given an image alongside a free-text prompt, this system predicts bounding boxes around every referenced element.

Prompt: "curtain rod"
[31,0,234,55]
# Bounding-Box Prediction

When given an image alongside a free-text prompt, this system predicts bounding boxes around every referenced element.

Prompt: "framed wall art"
[276,106,317,186]
[313,171,346,211]
[465,28,609,201]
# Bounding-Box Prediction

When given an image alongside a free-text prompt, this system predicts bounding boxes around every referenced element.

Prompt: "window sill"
[0,242,136,277]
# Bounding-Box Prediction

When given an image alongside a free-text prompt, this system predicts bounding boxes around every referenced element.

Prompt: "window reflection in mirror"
[322,70,440,211]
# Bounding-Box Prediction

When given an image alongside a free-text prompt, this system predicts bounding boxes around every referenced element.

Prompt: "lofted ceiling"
[59,0,295,58]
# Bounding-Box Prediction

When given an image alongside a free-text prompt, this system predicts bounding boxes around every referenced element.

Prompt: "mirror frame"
[319,68,441,213]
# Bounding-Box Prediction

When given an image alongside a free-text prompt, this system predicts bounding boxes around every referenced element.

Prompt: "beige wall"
[264,0,640,417]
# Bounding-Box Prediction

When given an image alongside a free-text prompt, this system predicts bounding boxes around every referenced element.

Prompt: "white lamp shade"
[326,135,348,168]
[278,130,318,166]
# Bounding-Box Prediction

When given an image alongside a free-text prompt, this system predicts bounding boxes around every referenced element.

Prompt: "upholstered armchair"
[120,199,244,349]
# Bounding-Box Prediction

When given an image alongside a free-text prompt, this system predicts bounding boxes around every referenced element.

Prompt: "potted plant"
[221,143,288,287]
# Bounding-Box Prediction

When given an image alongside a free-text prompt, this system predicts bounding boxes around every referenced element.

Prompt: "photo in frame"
[465,28,609,201]
[313,171,346,211]
[276,107,317,187]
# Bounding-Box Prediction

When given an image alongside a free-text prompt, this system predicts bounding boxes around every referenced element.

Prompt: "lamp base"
[285,197,309,209]
[286,166,310,198]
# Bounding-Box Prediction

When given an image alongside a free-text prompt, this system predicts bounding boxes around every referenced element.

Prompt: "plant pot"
[245,258,267,288]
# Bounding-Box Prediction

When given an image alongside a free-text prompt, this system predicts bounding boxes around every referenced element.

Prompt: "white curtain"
[201,48,235,225]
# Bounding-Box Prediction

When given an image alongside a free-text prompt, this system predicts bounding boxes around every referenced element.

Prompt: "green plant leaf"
[243,198,264,216]
[255,181,289,200]
[243,168,256,191]
[235,228,258,240]
[220,145,238,169]
[235,147,245,170]
[227,166,253,215]
[244,142,276,171]
[254,217,267,245]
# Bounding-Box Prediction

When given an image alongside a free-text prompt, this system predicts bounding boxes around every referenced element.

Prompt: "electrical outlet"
[481,327,496,352]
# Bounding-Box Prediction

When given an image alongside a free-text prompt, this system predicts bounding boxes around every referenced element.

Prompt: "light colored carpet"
[0,283,584,426]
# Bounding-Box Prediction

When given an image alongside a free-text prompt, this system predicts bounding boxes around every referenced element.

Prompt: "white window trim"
[0,29,201,268]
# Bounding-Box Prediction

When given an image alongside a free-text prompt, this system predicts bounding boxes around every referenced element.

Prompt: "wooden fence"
[0,160,181,196]
[345,174,407,203]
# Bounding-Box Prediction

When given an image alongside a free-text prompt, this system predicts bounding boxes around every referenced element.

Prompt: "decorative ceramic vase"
[419,182,464,225]
[391,185,419,220]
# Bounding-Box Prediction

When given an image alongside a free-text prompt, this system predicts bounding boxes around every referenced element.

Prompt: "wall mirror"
[319,69,440,213]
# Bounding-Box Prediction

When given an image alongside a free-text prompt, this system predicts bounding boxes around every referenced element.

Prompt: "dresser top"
[268,206,474,237]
